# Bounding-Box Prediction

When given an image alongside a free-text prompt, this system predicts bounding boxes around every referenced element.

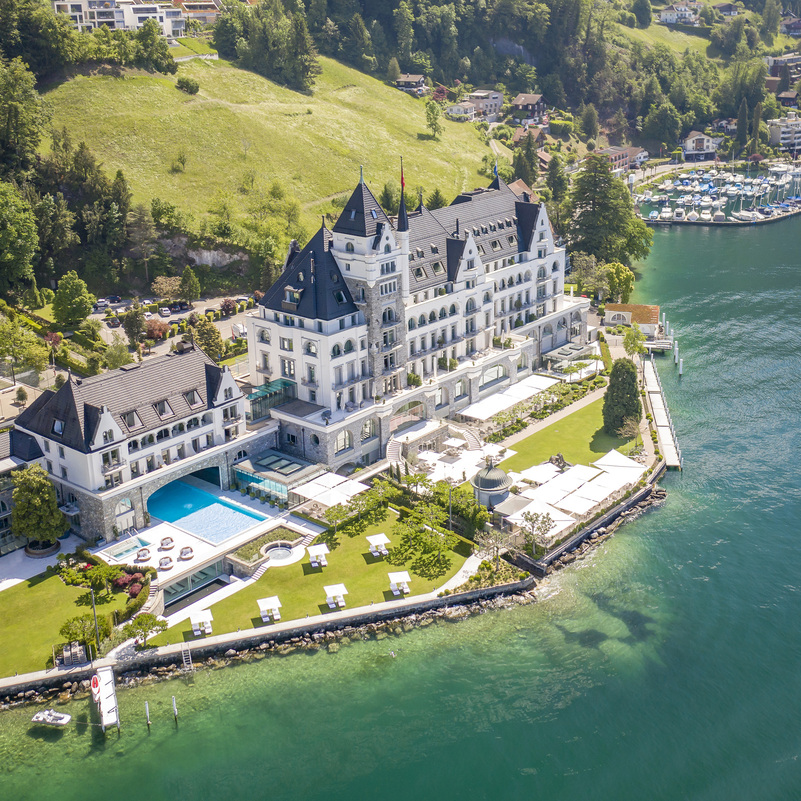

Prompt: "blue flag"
[493,158,498,178]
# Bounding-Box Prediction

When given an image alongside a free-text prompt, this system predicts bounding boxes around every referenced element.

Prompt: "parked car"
[143,312,153,320]
[106,317,121,328]
[179,301,190,311]
[107,295,122,304]
[169,302,182,313]
[203,308,216,316]
[94,299,110,310]
[159,307,171,317]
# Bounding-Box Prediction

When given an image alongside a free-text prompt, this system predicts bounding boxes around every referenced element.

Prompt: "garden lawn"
[0,571,130,677]
[151,512,472,645]
[500,397,636,472]
[43,57,488,235]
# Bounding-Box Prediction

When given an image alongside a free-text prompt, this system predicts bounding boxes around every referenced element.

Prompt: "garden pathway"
[0,534,82,594]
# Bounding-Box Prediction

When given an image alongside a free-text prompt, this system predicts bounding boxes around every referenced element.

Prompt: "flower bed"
[234,527,300,563]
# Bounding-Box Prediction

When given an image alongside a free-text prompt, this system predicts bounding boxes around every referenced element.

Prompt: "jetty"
[94,666,120,732]
[643,358,682,469]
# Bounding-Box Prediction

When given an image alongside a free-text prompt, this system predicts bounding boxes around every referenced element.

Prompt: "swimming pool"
[104,536,150,561]
[147,481,266,544]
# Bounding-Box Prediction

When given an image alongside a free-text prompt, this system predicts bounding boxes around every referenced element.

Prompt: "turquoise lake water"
[3,220,801,800]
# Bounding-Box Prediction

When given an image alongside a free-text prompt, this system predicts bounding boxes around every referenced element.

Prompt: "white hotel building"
[246,176,591,471]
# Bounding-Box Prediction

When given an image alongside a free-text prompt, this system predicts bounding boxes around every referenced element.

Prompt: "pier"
[643,358,682,469]
[94,666,120,733]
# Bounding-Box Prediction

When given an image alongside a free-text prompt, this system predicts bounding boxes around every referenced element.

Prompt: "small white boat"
[659,207,673,221]
[700,210,712,222]
[713,210,726,222]
[31,709,71,727]
[673,207,685,221]
[648,210,659,221]
[686,210,699,222]
[700,196,712,208]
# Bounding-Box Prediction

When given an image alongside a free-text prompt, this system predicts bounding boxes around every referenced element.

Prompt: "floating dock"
[643,359,682,469]
[94,666,120,732]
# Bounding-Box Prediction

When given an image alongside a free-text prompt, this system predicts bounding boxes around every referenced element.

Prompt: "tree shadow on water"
[589,592,655,644]
[554,623,609,649]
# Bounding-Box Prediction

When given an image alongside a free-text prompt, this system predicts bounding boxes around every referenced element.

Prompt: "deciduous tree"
[0,182,38,296]
[12,464,68,545]
[191,316,225,359]
[425,99,443,139]
[123,613,167,646]
[179,265,201,303]
[52,270,96,328]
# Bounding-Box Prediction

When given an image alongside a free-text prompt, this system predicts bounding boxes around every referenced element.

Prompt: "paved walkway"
[0,535,82,593]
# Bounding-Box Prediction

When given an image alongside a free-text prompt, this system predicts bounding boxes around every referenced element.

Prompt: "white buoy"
[679,358,684,375]
[145,701,150,728]
[674,341,679,364]
[172,696,178,722]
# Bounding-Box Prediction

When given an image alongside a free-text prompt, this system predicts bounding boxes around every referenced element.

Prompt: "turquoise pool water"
[103,536,150,561]
[147,481,265,544]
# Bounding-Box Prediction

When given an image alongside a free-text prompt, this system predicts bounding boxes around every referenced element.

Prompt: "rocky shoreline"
[0,483,668,711]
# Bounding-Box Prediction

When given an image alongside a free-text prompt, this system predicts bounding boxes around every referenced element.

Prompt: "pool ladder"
[181,644,194,672]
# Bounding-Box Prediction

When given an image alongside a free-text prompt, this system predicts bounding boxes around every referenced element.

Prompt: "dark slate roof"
[332,181,391,238]
[260,226,357,321]
[15,347,228,453]
[0,428,43,464]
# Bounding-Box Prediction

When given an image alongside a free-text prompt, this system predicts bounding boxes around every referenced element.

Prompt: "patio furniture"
[160,537,174,551]
[179,546,194,560]
[190,610,213,636]
[135,548,150,562]
[158,556,173,571]
[257,596,282,623]
[369,545,381,558]
[324,583,348,610]
[388,572,412,596]
[307,543,329,568]
[367,533,390,558]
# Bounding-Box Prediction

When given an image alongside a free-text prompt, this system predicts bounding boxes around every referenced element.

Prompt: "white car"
[143,312,153,320]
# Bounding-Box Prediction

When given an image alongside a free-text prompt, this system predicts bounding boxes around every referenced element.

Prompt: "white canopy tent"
[592,450,645,473]
[520,484,570,506]
[459,375,559,421]
[555,492,598,517]
[518,463,561,485]
[507,501,576,542]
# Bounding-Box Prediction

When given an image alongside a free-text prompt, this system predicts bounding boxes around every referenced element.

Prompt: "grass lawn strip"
[499,397,635,472]
[0,571,129,676]
[151,512,471,646]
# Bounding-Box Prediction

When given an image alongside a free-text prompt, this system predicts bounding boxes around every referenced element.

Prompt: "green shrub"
[176,76,200,94]
[549,120,574,137]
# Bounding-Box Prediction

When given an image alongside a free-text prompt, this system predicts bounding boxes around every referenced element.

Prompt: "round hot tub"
[263,541,294,563]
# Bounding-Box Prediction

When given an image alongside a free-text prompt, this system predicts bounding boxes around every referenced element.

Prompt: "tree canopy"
[565,155,652,266]
[0,182,37,296]
[52,270,96,328]
[602,358,641,435]
[12,463,68,544]
[191,316,225,359]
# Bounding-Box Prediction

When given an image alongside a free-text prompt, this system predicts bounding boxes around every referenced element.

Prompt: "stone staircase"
[251,533,316,580]
[386,437,403,464]
[462,428,483,451]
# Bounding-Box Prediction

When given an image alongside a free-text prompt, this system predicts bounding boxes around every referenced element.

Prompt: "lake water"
[4,220,801,800]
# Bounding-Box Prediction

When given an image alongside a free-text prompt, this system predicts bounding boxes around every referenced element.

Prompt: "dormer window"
[334,290,346,304]
[416,248,424,258]
[121,410,142,428]
[370,209,377,219]
[297,271,304,282]
[284,289,301,304]
[414,267,425,280]
[52,419,64,436]
[491,240,501,251]
[384,244,391,253]
[431,262,444,275]
[183,390,202,408]
[154,399,173,418]
[430,244,439,254]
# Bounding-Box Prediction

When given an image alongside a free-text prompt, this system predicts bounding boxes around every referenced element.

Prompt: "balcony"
[257,365,273,376]
[332,374,363,391]
[301,377,318,388]
[102,459,126,475]
[223,412,242,423]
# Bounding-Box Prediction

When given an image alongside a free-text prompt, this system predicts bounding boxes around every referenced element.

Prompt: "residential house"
[766,76,781,94]
[778,90,799,107]
[0,429,43,556]
[175,1,219,25]
[51,0,186,35]
[659,4,699,24]
[506,179,538,202]
[512,126,546,149]
[467,90,504,120]
[765,53,801,78]
[511,93,547,122]
[396,74,427,96]
[595,146,630,174]
[14,345,276,543]
[445,101,476,121]
[711,117,738,135]
[781,16,801,36]
[682,130,717,161]
[604,304,661,337]
[626,146,650,167]
[714,2,739,16]
[537,149,553,172]
[246,174,590,471]
[768,110,801,151]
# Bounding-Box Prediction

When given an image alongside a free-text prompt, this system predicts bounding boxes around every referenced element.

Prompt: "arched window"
[419,314,426,326]
[429,311,437,323]
[344,340,355,353]
[156,428,169,441]
[361,418,377,440]
[480,364,508,387]
[297,272,304,283]
[331,344,342,357]
[384,244,391,253]
[408,318,417,331]
[455,379,466,398]
[552,260,559,272]
[537,266,546,280]
[382,307,395,324]
[114,498,132,517]
[483,291,491,303]
[128,439,139,452]
[449,304,457,316]
[517,273,523,284]
[518,353,528,370]
[524,270,532,282]
[466,298,476,313]
[439,307,447,319]
[0,500,8,513]
[335,430,353,453]
[311,434,320,445]
[557,317,567,330]
[435,387,448,407]
[499,279,506,289]
[346,242,354,253]
[543,324,553,336]
[235,449,247,460]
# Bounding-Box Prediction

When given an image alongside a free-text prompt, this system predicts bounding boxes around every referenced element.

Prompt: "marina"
[637,163,801,227]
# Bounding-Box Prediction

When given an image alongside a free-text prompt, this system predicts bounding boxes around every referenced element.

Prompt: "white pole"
[679,358,684,376]
[674,341,679,364]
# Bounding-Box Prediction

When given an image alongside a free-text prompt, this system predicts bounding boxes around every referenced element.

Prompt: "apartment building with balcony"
[768,111,801,151]
[14,345,277,543]
[246,175,590,472]
[51,0,185,36]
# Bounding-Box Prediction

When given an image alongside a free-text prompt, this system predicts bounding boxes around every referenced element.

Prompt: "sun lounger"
[337,596,346,608]
[310,558,319,568]
[319,555,327,567]
[273,610,281,621]
[400,582,410,594]
[390,582,401,596]
[326,596,337,609]
[192,625,203,636]
[204,623,212,635]
[369,546,381,557]
[379,546,389,556]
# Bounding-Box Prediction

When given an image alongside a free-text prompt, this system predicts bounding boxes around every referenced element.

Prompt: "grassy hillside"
[43,57,490,236]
